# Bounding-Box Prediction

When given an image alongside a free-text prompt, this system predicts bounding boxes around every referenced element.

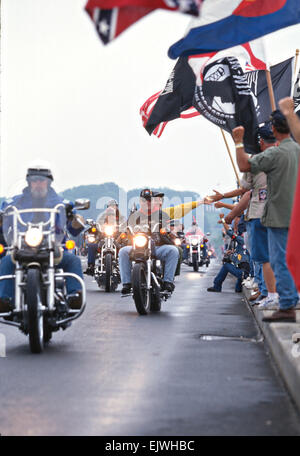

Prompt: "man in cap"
[119,188,179,294]
[0,161,85,312]
[232,110,300,322]
[206,125,278,307]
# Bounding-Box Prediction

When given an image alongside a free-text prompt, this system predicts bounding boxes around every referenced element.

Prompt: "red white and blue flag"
[85,0,202,45]
[168,0,300,59]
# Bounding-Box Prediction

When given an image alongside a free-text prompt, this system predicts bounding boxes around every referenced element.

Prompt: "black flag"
[193,56,259,154]
[142,57,197,136]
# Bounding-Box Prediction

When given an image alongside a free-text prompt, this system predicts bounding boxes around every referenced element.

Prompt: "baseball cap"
[257,125,276,142]
[152,191,165,198]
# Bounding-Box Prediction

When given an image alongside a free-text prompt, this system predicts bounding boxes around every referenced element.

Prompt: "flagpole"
[220,128,241,187]
[265,67,276,112]
[291,48,300,97]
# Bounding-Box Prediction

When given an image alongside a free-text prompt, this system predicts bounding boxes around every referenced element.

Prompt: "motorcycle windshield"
[3,203,67,247]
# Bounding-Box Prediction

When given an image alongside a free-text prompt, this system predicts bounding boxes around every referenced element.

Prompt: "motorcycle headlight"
[87,235,96,243]
[104,225,114,236]
[25,228,43,247]
[208,251,212,256]
[191,239,198,246]
[200,244,204,248]
[134,234,147,248]
[174,238,181,246]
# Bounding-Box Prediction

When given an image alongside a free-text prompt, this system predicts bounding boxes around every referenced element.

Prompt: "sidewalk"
[243,288,300,412]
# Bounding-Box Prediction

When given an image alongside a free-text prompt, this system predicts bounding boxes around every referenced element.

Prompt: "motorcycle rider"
[119,189,179,294]
[0,161,85,312]
[85,199,126,275]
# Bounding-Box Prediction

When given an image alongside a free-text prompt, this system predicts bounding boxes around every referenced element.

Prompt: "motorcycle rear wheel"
[132,263,151,315]
[26,267,45,354]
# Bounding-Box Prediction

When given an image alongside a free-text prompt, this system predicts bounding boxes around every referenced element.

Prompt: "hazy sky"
[1,0,300,198]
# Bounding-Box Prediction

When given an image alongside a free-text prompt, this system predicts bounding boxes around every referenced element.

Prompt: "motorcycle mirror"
[74,199,90,210]
[206,232,211,236]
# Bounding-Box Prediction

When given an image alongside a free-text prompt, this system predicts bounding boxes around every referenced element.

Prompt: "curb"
[243,288,300,412]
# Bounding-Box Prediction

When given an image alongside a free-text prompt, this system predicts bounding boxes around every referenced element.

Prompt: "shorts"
[248,218,269,263]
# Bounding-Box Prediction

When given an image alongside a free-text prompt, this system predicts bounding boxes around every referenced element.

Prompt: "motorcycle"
[186,234,202,272]
[95,224,121,292]
[122,224,172,315]
[0,199,89,353]
[199,237,210,268]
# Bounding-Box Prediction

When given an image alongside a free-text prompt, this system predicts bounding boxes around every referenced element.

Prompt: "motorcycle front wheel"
[26,267,45,354]
[105,253,112,292]
[132,262,151,315]
[192,253,199,272]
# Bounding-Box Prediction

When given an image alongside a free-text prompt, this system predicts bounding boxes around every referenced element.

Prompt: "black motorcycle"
[122,224,172,315]
[0,199,89,353]
[95,224,121,292]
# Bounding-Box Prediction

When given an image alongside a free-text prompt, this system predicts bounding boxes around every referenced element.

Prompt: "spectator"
[233,110,300,322]
[207,214,250,293]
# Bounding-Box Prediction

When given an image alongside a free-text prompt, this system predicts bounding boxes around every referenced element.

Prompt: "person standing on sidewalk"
[204,126,278,307]
[232,110,300,322]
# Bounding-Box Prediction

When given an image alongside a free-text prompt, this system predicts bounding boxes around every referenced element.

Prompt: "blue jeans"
[214,263,244,292]
[119,245,179,285]
[0,251,83,301]
[268,227,298,310]
[254,261,268,296]
[87,243,98,265]
[182,244,189,260]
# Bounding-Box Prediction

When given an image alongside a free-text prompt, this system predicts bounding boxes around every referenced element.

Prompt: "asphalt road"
[0,260,299,436]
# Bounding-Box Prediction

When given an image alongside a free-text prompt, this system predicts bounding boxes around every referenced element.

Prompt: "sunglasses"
[28,176,48,183]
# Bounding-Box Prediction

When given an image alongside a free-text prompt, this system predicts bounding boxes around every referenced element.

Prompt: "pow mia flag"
[193,56,259,154]
[244,57,294,125]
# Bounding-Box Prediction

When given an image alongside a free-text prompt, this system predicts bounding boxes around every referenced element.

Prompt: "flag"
[168,0,300,59]
[287,172,300,291]
[85,0,202,45]
[190,53,295,154]
[191,55,260,154]
[140,56,199,137]
[245,57,295,125]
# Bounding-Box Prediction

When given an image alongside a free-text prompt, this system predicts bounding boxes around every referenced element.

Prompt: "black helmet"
[26,160,53,181]
[140,188,153,200]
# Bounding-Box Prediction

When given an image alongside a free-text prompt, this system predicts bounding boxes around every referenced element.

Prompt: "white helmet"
[26,159,53,181]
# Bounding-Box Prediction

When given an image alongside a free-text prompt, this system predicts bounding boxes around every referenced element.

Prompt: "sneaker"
[257,295,279,311]
[162,282,175,293]
[207,287,221,292]
[250,294,267,306]
[67,291,82,310]
[0,297,12,313]
[121,283,132,295]
[244,278,257,289]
